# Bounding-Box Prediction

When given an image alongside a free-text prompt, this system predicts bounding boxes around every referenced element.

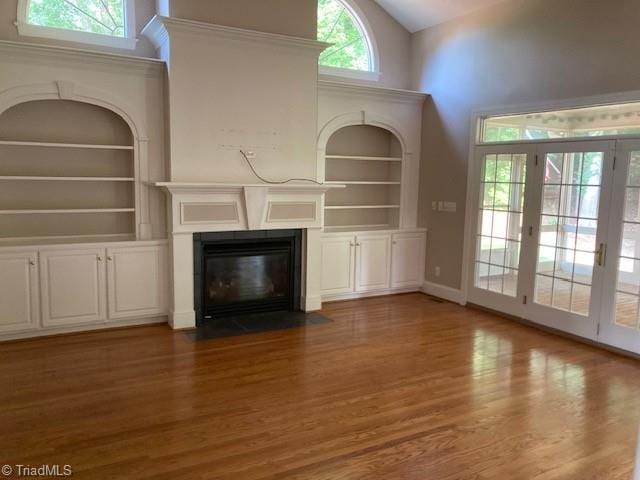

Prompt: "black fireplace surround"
[194,230,302,324]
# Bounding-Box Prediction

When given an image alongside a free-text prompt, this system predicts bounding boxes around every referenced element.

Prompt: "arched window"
[16,0,136,50]
[318,0,379,81]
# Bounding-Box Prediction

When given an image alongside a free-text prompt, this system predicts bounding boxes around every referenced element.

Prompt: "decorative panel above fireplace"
[194,230,302,323]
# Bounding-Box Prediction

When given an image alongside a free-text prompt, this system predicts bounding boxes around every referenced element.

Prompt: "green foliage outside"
[28,0,125,37]
[318,0,369,71]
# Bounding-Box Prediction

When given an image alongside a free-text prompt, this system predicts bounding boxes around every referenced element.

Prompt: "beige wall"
[350,0,411,89]
[0,0,157,57]
[411,0,640,290]
[168,0,317,39]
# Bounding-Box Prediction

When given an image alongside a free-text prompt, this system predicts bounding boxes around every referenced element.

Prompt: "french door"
[468,139,640,353]
[599,140,640,352]
[524,141,615,340]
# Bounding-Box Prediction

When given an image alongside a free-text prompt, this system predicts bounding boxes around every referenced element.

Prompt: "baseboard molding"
[421,281,466,305]
[302,294,322,312]
[322,286,420,303]
[0,316,168,342]
[169,310,196,330]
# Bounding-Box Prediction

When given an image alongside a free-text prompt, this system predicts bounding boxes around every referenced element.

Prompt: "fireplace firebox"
[194,230,302,323]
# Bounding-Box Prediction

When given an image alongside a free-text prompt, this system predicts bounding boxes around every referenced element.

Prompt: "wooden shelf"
[0,176,135,182]
[325,205,401,210]
[0,140,134,150]
[0,208,136,215]
[326,155,402,162]
[325,181,401,185]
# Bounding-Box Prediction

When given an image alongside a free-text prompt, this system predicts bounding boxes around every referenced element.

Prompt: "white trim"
[320,66,381,82]
[318,80,427,105]
[16,0,138,50]
[0,315,167,342]
[421,281,465,305]
[142,15,329,53]
[318,0,381,82]
[322,286,421,303]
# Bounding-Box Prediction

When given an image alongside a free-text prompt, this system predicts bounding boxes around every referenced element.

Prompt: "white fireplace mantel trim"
[154,182,344,329]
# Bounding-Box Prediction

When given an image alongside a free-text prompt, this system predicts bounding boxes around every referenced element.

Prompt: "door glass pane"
[614,151,640,329]
[474,153,526,296]
[534,151,603,315]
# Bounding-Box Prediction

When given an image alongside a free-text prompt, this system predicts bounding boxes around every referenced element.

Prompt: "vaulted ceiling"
[373,0,509,33]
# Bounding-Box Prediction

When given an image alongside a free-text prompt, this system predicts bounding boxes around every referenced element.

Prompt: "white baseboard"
[0,316,168,342]
[169,310,196,330]
[421,281,466,305]
[302,294,322,312]
[322,286,420,303]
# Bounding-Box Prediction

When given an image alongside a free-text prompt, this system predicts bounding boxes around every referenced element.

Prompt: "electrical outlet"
[435,266,441,277]
[441,201,457,213]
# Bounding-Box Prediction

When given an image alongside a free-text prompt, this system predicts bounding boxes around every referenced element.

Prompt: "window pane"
[481,102,640,143]
[28,0,126,37]
[318,0,371,71]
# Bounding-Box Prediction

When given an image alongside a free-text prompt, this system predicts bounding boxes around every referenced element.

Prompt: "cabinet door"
[321,235,356,295]
[106,245,168,320]
[0,252,39,333]
[40,248,106,327]
[355,234,391,292]
[391,232,427,288]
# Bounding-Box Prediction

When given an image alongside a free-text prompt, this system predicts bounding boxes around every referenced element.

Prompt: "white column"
[169,232,196,329]
[304,228,322,311]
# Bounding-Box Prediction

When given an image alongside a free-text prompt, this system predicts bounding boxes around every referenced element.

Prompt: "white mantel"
[156,182,344,329]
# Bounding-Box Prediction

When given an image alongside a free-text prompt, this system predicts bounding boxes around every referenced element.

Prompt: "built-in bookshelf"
[324,125,403,232]
[0,100,137,245]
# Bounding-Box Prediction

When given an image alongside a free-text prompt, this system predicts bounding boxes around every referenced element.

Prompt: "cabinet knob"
[107,256,113,261]
[349,243,354,247]
[97,255,103,262]
[29,260,35,266]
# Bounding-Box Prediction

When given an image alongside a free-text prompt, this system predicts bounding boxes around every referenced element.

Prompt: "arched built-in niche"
[0,99,137,244]
[323,124,403,232]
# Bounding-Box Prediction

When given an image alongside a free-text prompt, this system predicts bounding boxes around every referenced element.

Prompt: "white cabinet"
[106,245,168,320]
[0,252,39,333]
[40,248,107,327]
[0,241,168,338]
[321,234,355,295]
[321,230,426,300]
[355,234,391,292]
[391,232,427,288]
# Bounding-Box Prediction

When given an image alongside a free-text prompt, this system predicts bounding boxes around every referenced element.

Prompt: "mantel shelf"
[325,205,401,210]
[0,208,136,215]
[325,155,402,162]
[324,181,401,185]
[0,140,134,150]
[0,176,135,182]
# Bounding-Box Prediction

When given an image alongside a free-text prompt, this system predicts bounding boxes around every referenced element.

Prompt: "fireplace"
[194,230,302,323]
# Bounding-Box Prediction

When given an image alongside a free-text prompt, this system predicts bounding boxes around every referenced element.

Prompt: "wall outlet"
[435,266,441,277]
[441,201,457,213]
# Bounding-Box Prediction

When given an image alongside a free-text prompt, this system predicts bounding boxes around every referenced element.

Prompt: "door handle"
[596,243,607,267]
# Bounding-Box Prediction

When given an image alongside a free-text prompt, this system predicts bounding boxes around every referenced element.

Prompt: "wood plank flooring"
[2,293,640,479]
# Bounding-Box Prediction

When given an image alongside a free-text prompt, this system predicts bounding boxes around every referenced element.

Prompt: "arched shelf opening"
[0,99,138,245]
[323,124,403,232]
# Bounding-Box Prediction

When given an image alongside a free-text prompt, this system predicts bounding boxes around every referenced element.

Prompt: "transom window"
[318,0,379,81]
[16,0,136,49]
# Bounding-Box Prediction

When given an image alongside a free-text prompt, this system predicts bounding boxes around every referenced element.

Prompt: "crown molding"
[142,15,330,54]
[318,80,428,105]
[0,40,165,76]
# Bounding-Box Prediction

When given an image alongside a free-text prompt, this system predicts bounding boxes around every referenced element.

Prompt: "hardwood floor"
[2,293,640,479]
